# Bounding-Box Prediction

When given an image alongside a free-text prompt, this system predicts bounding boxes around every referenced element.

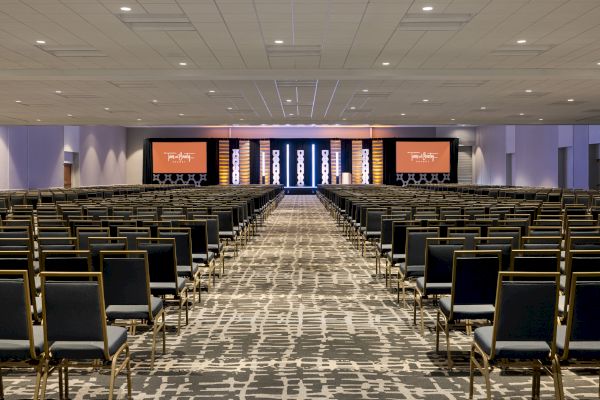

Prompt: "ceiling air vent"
[119,14,195,31]
[276,80,318,88]
[354,91,392,99]
[206,92,244,99]
[398,14,473,31]
[109,81,156,89]
[492,45,553,56]
[509,91,549,98]
[440,81,488,87]
[267,45,321,57]
[37,45,105,57]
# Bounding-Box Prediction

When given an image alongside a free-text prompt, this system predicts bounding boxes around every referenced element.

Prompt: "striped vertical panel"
[239,140,251,185]
[259,140,270,184]
[330,139,341,184]
[218,140,230,185]
[351,140,362,184]
[372,140,383,185]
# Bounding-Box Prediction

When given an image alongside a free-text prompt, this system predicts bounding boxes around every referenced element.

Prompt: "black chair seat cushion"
[474,326,551,360]
[440,298,494,321]
[219,231,236,239]
[150,277,187,295]
[208,243,224,254]
[49,325,127,360]
[377,243,392,253]
[386,253,406,265]
[192,252,215,265]
[106,297,163,320]
[0,325,44,360]
[177,264,199,277]
[416,277,451,295]
[399,263,424,278]
[365,231,380,238]
[556,325,600,359]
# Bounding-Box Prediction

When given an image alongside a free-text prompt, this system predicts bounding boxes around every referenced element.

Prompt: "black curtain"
[142,139,153,184]
[449,138,459,183]
[383,138,397,185]
[363,139,372,184]
[206,140,219,185]
[249,139,261,184]
[340,139,352,174]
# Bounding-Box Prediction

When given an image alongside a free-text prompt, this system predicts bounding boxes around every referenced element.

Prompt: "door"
[64,164,72,188]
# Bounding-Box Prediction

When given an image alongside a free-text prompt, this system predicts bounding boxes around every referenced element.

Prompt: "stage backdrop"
[143,137,458,186]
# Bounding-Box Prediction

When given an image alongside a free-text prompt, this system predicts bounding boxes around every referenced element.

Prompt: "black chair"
[414,237,464,335]
[362,208,386,257]
[560,250,600,315]
[179,220,217,288]
[447,227,481,250]
[76,227,109,250]
[474,236,512,271]
[553,272,600,400]
[0,250,40,321]
[158,227,202,304]
[39,272,132,400]
[384,221,419,287]
[137,238,189,335]
[0,270,44,400]
[469,272,561,400]
[100,251,166,368]
[213,210,238,256]
[88,237,127,272]
[436,250,501,369]
[510,249,561,276]
[397,227,440,306]
[116,226,151,250]
[40,250,92,274]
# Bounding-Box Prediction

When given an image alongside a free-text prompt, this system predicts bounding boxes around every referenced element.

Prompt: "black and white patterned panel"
[152,173,208,186]
[395,173,450,186]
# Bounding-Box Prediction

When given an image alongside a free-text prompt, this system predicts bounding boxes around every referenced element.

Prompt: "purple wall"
[80,126,127,186]
[513,125,558,187]
[474,125,507,185]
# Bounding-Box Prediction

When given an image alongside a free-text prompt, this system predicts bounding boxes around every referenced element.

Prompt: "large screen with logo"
[396,141,451,173]
[152,142,207,173]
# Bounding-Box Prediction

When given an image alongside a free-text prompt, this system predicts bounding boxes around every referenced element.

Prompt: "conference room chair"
[487,226,521,249]
[397,227,440,306]
[469,272,561,400]
[182,220,217,286]
[362,208,386,257]
[385,220,419,287]
[185,215,225,276]
[436,250,501,369]
[552,272,600,400]
[157,227,201,304]
[38,237,78,253]
[40,250,92,274]
[560,250,600,315]
[414,237,464,335]
[510,249,561,276]
[101,220,136,237]
[88,237,127,272]
[112,207,134,219]
[0,250,40,321]
[38,272,132,400]
[213,209,239,257]
[447,227,480,250]
[521,235,562,250]
[86,207,109,219]
[376,217,394,276]
[100,251,166,368]
[76,227,110,250]
[37,219,66,228]
[0,270,45,400]
[137,237,189,335]
[116,226,151,250]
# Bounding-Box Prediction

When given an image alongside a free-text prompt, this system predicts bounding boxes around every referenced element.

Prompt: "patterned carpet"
[3,195,599,399]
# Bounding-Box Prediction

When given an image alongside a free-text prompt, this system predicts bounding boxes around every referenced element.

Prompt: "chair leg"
[435,310,441,352]
[151,319,158,368]
[33,362,43,400]
[532,364,541,400]
[469,344,475,399]
[63,366,69,400]
[39,359,50,400]
[551,355,564,400]
[445,319,453,369]
[482,354,492,400]
[58,366,63,400]
[419,296,425,336]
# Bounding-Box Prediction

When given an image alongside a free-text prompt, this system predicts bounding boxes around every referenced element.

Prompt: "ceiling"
[1,0,600,126]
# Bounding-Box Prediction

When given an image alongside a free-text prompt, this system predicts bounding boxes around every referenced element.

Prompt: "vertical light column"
[239,140,250,185]
[372,139,383,185]
[286,144,290,187]
[330,139,341,184]
[311,143,316,187]
[259,140,270,184]
[352,140,362,184]
[218,140,230,185]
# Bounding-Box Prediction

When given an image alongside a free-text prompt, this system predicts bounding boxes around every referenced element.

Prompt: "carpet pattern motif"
[3,195,598,399]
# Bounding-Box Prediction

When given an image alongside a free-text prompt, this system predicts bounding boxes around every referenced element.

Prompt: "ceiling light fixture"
[208,90,215,93]
[422,6,433,11]
[178,62,187,66]
[15,100,22,103]
[567,98,574,102]
[382,61,390,66]
[289,113,294,116]
[480,106,487,110]
[274,40,284,44]
[227,107,233,110]
[451,118,455,121]
[137,118,142,121]
[178,113,185,116]
[519,113,525,116]
[55,90,62,94]
[104,107,110,111]
[539,118,544,121]
[350,106,356,110]
[36,40,46,44]
[120,6,132,12]
[517,39,527,44]
[362,89,369,92]
[401,113,406,116]
[422,99,429,102]
[240,118,244,121]
[525,89,532,93]
[286,99,292,103]
[152,99,158,103]
[36,119,41,122]
[67,114,73,117]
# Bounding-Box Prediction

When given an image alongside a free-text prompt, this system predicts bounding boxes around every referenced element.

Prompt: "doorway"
[64,163,72,188]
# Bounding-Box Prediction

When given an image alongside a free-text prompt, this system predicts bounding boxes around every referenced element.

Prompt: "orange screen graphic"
[152,142,207,173]
[396,141,450,173]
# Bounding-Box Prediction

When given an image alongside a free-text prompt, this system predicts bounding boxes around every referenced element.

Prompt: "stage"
[284,186,317,195]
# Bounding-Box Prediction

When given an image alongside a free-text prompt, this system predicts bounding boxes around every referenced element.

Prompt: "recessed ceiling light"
[240,118,244,121]
[539,118,544,121]
[178,62,187,66]
[525,89,533,93]
[401,113,406,116]
[274,40,284,44]
[227,107,233,110]
[67,114,73,117]
[350,106,356,110]
[422,6,433,11]
[137,118,142,121]
[451,118,455,121]
[36,119,41,122]
[480,106,487,110]
[55,90,62,94]
[208,90,215,93]
[567,98,575,102]
[517,39,527,44]
[362,89,369,92]
[120,6,132,12]
[36,40,46,45]
[178,113,184,116]
[422,99,429,102]
[519,113,525,116]
[104,107,110,111]
[342,118,347,121]
[289,113,294,116]
[382,61,390,66]
[15,100,22,103]
[286,99,292,103]
[597,62,600,66]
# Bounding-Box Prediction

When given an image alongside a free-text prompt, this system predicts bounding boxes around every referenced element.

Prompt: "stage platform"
[284,186,317,195]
